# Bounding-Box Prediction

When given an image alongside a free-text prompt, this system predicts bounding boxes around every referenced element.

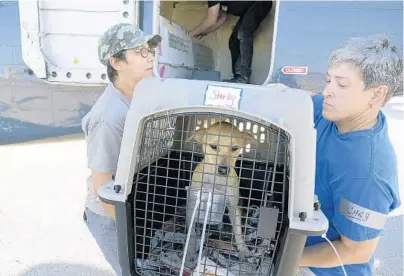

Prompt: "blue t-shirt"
[305,94,401,275]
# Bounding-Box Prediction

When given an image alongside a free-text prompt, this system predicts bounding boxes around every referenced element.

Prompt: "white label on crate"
[204,85,242,110]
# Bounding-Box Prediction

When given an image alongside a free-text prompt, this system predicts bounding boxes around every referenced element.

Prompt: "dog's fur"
[188,121,255,255]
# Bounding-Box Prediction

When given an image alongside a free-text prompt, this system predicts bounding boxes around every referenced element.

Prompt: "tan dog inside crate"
[187,120,255,255]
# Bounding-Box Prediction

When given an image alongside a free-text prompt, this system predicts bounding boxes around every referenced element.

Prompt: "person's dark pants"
[228,1,272,82]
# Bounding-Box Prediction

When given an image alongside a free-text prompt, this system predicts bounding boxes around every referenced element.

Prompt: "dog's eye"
[231,146,239,152]
[209,145,218,150]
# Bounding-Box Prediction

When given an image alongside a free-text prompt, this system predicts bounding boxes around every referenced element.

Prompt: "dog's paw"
[237,244,252,258]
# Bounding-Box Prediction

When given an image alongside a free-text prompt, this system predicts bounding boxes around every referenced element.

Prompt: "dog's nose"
[218,166,229,176]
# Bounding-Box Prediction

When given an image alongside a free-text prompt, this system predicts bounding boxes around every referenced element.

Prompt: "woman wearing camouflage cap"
[82,23,161,221]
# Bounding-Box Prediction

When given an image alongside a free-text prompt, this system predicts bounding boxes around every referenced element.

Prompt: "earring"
[368,102,373,109]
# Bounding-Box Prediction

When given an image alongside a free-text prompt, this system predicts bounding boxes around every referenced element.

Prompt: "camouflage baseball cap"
[98,23,162,66]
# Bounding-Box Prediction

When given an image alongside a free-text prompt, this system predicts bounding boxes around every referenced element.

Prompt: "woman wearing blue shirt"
[271,34,402,275]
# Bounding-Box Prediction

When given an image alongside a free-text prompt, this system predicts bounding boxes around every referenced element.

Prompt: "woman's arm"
[197,10,227,37]
[191,3,221,37]
[300,235,380,267]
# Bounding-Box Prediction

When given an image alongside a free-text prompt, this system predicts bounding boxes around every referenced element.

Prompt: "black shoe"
[223,74,249,84]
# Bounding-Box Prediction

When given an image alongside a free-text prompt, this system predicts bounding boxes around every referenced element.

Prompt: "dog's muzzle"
[218,166,229,176]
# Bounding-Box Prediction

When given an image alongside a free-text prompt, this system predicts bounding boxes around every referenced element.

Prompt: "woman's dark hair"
[107,50,127,83]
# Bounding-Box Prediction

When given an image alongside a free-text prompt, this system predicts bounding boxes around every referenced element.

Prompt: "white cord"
[196,191,213,275]
[180,190,201,276]
[322,234,348,276]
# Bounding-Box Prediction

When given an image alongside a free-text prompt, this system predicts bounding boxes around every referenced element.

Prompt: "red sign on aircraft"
[281,66,308,75]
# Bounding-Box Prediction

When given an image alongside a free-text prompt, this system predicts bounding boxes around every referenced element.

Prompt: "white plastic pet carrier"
[98,78,328,276]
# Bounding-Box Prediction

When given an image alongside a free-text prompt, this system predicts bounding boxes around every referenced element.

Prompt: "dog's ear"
[188,127,206,143]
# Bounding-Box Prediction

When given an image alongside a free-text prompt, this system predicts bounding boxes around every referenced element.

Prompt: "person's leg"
[84,208,122,276]
[228,17,242,76]
[234,1,273,83]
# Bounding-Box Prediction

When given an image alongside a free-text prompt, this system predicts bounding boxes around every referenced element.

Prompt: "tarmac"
[0,97,402,276]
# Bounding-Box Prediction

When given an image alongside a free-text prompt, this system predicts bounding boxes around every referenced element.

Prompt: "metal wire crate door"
[132,112,290,276]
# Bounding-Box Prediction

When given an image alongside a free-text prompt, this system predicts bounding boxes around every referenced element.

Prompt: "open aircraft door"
[18,0,140,85]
